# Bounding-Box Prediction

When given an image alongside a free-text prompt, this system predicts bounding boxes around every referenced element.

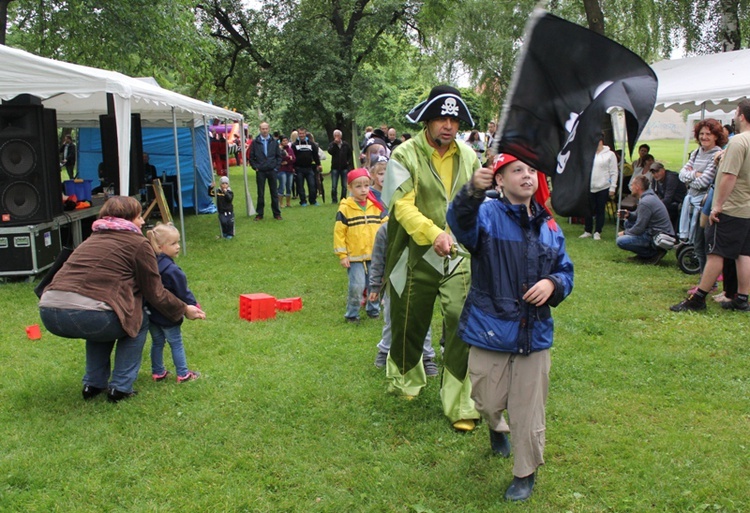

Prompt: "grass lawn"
[641,138,696,172]
[2,157,749,512]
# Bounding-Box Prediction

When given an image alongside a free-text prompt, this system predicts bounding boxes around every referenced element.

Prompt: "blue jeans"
[39,307,149,393]
[346,261,379,319]
[150,324,189,377]
[678,192,705,240]
[330,168,348,202]
[616,230,657,258]
[278,171,293,197]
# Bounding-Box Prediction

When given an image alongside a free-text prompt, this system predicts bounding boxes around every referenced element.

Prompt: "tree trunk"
[582,0,605,35]
[581,0,615,150]
[0,0,14,46]
[718,0,741,52]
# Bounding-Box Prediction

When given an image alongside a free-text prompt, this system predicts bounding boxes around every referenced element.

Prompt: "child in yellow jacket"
[334,168,388,323]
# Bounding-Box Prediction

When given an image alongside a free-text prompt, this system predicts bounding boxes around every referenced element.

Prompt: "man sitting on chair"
[616,175,675,264]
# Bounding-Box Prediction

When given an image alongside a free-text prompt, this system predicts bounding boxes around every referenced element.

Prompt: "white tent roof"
[0,44,243,195]
[652,48,750,113]
[0,44,242,126]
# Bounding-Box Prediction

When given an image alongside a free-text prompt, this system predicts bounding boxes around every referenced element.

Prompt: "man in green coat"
[381,85,484,430]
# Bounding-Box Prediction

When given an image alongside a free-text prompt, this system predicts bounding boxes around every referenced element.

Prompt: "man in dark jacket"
[386,128,401,152]
[59,134,76,181]
[650,161,686,231]
[249,122,283,220]
[292,127,322,206]
[327,129,353,203]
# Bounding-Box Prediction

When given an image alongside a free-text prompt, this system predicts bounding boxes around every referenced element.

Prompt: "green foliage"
[6,0,218,99]
[1,156,750,511]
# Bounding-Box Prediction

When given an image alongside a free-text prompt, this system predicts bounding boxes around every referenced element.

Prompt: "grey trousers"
[468,346,550,477]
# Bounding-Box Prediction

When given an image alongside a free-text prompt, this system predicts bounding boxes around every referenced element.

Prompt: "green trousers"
[385,256,479,423]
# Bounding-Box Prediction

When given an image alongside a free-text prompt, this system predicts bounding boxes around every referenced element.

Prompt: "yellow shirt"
[393,141,457,245]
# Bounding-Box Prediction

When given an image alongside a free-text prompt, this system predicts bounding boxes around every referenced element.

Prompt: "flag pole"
[612,108,627,234]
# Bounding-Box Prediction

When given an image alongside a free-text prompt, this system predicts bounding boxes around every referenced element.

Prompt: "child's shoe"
[152,370,170,382]
[177,371,200,383]
[374,351,388,368]
[423,358,438,377]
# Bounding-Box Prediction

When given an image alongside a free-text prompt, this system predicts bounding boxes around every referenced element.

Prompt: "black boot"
[489,429,511,458]
[82,384,105,400]
[505,473,535,501]
[107,388,138,403]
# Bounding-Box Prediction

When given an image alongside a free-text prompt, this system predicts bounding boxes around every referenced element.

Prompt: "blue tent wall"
[78,125,215,213]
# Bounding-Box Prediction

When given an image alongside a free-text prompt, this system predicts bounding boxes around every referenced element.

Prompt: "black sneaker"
[374,351,387,368]
[107,388,138,403]
[670,294,706,312]
[82,384,105,400]
[721,298,750,311]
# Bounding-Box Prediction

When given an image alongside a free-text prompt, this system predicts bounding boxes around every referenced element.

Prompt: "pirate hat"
[406,85,474,126]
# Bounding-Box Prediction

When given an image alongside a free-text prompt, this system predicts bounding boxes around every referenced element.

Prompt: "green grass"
[2,164,749,512]
[641,138,694,171]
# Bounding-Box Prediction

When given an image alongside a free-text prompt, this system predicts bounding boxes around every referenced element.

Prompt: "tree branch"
[198,1,272,69]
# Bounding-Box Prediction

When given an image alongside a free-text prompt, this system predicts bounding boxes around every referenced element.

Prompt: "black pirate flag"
[495,10,658,216]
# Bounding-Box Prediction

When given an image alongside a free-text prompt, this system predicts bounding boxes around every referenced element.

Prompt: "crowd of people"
[569,108,748,314]
[38,85,750,504]
[327,85,573,502]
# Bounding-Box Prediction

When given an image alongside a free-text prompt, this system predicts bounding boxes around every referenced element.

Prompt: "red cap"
[493,153,519,174]
[347,168,371,184]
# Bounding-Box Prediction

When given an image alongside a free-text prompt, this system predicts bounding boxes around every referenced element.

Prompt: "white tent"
[652,48,750,114]
[0,44,244,193]
[0,44,248,251]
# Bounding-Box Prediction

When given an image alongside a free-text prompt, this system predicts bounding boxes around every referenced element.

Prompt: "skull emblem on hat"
[441,97,459,117]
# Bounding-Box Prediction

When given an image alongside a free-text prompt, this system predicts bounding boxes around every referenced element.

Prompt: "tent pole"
[190,121,198,212]
[241,117,255,216]
[172,107,187,255]
[203,115,214,193]
[613,108,627,234]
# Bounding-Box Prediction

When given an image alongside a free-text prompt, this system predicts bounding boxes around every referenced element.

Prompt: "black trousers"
[295,167,317,205]
[256,169,280,217]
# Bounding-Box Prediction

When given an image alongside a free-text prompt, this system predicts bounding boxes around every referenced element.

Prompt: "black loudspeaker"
[0,105,62,227]
[99,113,145,195]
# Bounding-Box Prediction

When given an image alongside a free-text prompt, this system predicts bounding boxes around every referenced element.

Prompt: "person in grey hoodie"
[616,175,675,263]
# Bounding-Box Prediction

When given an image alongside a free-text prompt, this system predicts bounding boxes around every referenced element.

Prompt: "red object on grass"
[275,297,302,312]
[239,293,277,321]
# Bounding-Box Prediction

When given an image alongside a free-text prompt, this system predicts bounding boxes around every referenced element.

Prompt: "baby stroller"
[676,242,700,275]
[675,201,701,275]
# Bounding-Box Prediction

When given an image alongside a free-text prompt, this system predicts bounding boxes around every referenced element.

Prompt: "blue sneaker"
[311,202,320,206]
[300,202,308,207]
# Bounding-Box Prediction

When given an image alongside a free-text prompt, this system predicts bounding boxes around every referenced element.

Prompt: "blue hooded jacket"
[147,254,197,327]
[447,185,573,354]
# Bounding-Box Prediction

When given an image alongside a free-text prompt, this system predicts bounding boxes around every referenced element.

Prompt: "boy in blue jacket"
[447,153,574,502]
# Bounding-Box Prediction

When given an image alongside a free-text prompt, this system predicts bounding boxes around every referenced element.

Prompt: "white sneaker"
[593,232,601,240]
[579,232,592,239]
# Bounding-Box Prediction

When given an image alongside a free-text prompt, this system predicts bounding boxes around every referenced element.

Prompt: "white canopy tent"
[652,48,750,114]
[0,44,249,251]
[652,49,750,163]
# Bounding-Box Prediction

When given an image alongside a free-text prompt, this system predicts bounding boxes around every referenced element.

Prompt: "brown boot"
[286,196,291,208]
[278,195,285,208]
